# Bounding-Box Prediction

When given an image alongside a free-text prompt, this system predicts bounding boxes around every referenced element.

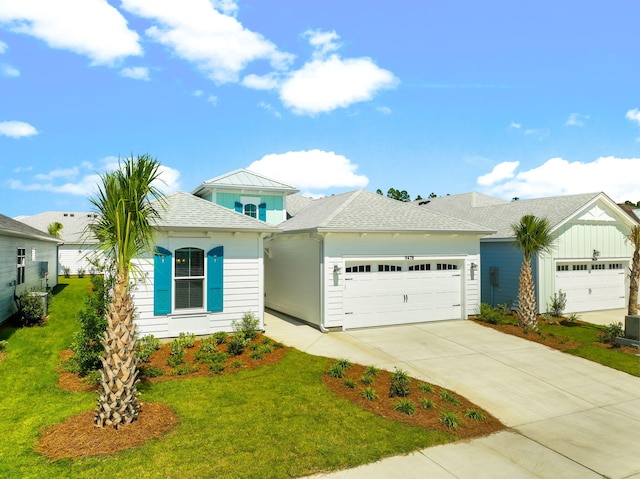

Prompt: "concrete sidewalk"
[264,312,640,479]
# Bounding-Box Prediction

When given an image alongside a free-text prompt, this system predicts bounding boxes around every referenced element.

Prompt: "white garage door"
[555,261,626,312]
[343,260,463,329]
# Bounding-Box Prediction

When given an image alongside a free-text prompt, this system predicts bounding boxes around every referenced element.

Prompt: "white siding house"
[420,192,638,313]
[0,213,60,324]
[265,190,493,331]
[131,192,279,339]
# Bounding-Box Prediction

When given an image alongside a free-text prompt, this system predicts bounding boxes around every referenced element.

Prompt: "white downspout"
[310,233,328,332]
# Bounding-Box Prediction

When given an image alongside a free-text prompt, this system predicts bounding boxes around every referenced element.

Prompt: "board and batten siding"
[480,241,524,309]
[537,219,633,313]
[0,235,58,323]
[264,234,322,326]
[322,233,482,329]
[132,232,265,339]
[215,192,285,225]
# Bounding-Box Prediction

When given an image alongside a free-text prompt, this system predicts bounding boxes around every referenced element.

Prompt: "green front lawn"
[0,278,456,479]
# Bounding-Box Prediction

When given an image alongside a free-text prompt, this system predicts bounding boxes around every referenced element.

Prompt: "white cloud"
[280,55,398,115]
[304,29,341,59]
[12,166,33,173]
[122,0,294,84]
[193,90,203,97]
[0,40,7,53]
[257,101,281,118]
[479,156,640,202]
[241,72,280,90]
[207,95,218,105]
[626,108,640,125]
[0,120,38,138]
[247,149,369,191]
[565,113,588,127]
[508,122,521,129]
[120,66,150,81]
[8,156,181,197]
[376,106,392,115]
[0,0,142,65]
[0,63,19,77]
[477,161,519,186]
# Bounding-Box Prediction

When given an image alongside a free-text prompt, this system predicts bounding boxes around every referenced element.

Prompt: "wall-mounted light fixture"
[592,249,600,261]
[333,265,341,274]
[470,262,478,270]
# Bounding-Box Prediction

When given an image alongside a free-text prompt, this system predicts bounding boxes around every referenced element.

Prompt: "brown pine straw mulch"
[35,402,178,461]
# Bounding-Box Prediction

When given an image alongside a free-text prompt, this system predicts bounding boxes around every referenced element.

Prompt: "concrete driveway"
[264,311,640,479]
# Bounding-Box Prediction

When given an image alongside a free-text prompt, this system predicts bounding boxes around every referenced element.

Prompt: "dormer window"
[235,197,267,221]
[244,203,257,218]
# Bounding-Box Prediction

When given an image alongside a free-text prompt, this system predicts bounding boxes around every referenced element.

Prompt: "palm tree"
[47,221,63,238]
[90,154,165,428]
[628,225,640,316]
[511,215,554,332]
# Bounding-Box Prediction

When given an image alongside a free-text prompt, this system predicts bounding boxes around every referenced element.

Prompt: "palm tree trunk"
[629,248,640,316]
[94,276,140,428]
[517,257,538,332]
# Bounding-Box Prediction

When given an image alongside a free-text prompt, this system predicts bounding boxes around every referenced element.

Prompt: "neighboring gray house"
[131,191,279,339]
[0,213,60,324]
[15,211,101,275]
[265,190,494,331]
[420,192,637,313]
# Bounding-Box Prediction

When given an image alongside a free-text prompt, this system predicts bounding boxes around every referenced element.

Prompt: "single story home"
[131,191,279,339]
[0,213,60,324]
[264,190,495,331]
[419,192,638,313]
[15,211,101,275]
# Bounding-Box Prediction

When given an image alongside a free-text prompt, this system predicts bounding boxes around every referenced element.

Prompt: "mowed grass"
[0,277,455,479]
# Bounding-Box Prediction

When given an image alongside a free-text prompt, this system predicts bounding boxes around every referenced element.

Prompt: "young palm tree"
[47,221,63,238]
[90,154,165,428]
[511,215,554,332]
[627,225,640,316]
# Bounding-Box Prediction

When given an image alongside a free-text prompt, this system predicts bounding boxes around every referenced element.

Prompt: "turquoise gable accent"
[154,247,172,315]
[207,246,224,312]
[215,192,285,225]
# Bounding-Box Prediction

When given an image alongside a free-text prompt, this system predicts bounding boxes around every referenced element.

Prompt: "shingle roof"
[280,190,494,234]
[420,192,620,238]
[153,191,279,232]
[1,213,61,243]
[285,194,316,217]
[192,168,298,195]
[15,211,99,243]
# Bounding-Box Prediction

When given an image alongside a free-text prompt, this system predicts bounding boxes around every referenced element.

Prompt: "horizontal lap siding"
[132,232,264,338]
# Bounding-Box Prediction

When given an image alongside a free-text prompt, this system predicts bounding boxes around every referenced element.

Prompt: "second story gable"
[192,169,298,225]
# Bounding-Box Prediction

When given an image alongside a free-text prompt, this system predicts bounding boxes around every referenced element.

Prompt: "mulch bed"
[470,317,639,355]
[323,363,504,439]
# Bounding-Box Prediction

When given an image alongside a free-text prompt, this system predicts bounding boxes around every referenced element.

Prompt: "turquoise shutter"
[258,202,266,221]
[154,247,172,315]
[234,201,243,213]
[207,246,224,312]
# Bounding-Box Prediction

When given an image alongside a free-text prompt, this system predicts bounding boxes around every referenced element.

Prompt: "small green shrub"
[195,350,228,364]
[364,365,379,376]
[440,411,461,429]
[169,340,185,356]
[140,365,163,378]
[272,341,285,349]
[137,334,162,363]
[62,266,71,278]
[565,312,580,322]
[599,322,623,345]
[327,363,346,378]
[199,336,218,353]
[230,360,244,368]
[77,268,86,278]
[465,409,486,421]
[418,383,433,393]
[394,399,417,416]
[360,387,378,401]
[176,332,196,348]
[479,303,503,324]
[0,340,7,352]
[209,363,226,374]
[249,344,274,360]
[496,303,512,316]
[549,290,567,317]
[439,389,460,406]
[227,333,249,356]
[172,364,197,376]
[83,369,102,386]
[336,358,353,370]
[420,397,435,410]
[389,368,411,398]
[167,350,185,367]
[213,331,228,345]
[343,379,356,389]
[232,312,260,340]
[360,375,374,385]
[17,291,46,326]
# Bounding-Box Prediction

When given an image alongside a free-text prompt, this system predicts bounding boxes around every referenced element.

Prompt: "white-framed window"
[244,203,257,218]
[556,264,569,271]
[437,263,458,270]
[609,263,623,269]
[345,265,371,273]
[409,264,431,271]
[17,248,25,285]
[573,264,588,271]
[591,263,605,270]
[174,247,204,310]
[378,264,402,272]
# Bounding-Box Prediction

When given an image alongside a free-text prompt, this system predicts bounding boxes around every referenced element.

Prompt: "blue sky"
[1,0,640,218]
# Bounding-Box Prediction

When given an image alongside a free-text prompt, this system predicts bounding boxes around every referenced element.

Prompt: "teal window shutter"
[234,201,243,213]
[258,202,267,221]
[154,247,172,315]
[207,246,224,312]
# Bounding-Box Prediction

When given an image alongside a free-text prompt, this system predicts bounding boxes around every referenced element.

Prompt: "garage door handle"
[345,312,354,315]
